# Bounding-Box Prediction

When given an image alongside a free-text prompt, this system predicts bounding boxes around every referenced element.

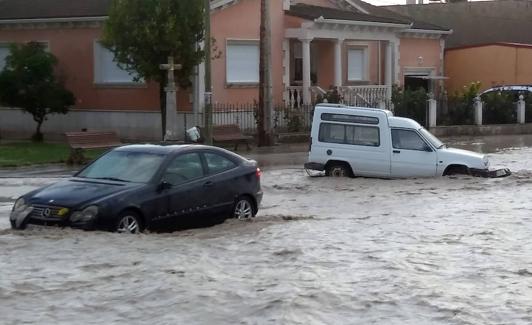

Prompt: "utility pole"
[203,0,213,145]
[258,0,274,146]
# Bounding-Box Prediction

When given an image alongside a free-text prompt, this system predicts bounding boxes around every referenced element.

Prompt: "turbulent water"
[1,147,532,324]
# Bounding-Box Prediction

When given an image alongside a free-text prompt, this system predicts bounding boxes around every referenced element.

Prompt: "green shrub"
[391,85,428,126]
[482,91,515,124]
[440,82,480,125]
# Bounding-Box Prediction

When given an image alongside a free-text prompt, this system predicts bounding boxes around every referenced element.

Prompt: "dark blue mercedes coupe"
[10,145,263,233]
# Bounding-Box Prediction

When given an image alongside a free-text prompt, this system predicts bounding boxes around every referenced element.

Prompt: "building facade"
[0,0,449,140]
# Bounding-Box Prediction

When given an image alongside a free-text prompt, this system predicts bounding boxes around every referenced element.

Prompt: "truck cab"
[305,104,493,178]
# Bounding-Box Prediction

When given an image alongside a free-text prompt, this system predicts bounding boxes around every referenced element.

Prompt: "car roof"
[388,116,422,129]
[314,104,394,117]
[113,144,247,160]
[480,85,532,95]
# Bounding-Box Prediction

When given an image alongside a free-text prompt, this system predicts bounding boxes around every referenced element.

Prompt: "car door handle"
[203,181,214,188]
[393,150,401,154]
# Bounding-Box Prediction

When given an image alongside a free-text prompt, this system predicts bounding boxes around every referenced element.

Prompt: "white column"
[474,96,483,126]
[428,97,437,128]
[334,38,343,87]
[300,38,312,105]
[282,39,290,103]
[517,95,526,124]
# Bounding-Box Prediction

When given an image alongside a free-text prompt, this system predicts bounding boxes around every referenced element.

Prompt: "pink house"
[0,0,450,140]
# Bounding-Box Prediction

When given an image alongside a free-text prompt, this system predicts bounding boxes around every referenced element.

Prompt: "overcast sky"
[365,0,488,5]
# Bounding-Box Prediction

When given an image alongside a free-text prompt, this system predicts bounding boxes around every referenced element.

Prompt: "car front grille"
[30,205,67,220]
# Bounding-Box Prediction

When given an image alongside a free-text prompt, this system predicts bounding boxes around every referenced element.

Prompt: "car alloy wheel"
[116,214,141,234]
[234,197,254,219]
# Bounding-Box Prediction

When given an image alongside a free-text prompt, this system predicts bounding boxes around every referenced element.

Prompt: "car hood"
[438,147,487,168]
[26,178,143,208]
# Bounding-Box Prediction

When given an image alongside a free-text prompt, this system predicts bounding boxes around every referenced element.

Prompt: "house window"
[347,47,367,81]
[0,45,9,71]
[226,40,259,84]
[93,41,140,84]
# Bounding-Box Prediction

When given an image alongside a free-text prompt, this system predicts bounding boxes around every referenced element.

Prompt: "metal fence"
[178,103,314,137]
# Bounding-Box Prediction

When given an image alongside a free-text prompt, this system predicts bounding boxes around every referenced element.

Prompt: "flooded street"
[1,136,532,324]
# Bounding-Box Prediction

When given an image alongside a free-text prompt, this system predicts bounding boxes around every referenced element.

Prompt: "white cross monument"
[160,56,182,141]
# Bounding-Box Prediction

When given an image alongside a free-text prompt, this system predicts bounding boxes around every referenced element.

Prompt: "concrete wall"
[399,37,442,84]
[431,123,532,137]
[0,27,192,111]
[211,0,285,105]
[445,44,532,93]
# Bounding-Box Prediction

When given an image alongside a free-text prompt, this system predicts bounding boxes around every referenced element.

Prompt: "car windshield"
[419,128,444,149]
[77,150,166,183]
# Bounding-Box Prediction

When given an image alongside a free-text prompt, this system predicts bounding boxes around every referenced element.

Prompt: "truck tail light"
[256,168,262,179]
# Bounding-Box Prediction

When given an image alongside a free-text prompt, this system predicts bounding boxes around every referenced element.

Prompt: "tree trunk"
[258,0,274,147]
[33,119,44,142]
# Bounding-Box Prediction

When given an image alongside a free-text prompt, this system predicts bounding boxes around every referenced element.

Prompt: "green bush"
[526,95,532,123]
[391,85,428,126]
[482,91,515,124]
[440,82,480,125]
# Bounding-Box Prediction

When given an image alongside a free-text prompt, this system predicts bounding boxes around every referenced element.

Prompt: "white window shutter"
[226,42,259,83]
[94,42,138,83]
[348,48,365,81]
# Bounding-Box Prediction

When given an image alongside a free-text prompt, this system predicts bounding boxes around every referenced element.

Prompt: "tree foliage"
[102,0,205,137]
[102,0,205,86]
[0,42,75,141]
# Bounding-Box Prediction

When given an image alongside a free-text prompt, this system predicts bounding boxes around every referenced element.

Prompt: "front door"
[391,128,437,177]
[158,152,207,225]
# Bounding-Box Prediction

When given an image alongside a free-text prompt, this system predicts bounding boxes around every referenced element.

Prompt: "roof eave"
[315,17,412,29]
[402,28,453,35]
[0,16,107,24]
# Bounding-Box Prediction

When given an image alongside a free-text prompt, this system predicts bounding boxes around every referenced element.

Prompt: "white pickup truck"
[304,104,510,178]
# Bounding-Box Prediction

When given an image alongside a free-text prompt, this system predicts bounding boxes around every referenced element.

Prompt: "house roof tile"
[386,0,532,48]
[0,0,110,20]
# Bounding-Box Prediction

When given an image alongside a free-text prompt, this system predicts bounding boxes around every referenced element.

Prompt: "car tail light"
[256,168,262,179]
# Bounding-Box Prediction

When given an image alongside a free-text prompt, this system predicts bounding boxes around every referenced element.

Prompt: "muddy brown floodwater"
[1,138,532,324]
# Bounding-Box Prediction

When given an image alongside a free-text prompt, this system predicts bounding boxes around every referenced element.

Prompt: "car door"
[157,152,208,223]
[201,151,239,216]
[390,128,437,177]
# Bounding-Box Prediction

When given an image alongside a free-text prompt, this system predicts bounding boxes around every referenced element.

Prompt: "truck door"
[390,128,437,177]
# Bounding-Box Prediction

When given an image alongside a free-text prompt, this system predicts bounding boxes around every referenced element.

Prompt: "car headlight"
[70,205,99,223]
[13,198,27,212]
[483,156,490,168]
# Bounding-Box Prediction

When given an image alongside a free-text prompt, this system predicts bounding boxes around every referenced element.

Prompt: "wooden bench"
[212,124,252,151]
[65,130,122,164]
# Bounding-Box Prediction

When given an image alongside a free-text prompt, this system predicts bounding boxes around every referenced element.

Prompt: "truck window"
[391,129,429,151]
[319,123,380,147]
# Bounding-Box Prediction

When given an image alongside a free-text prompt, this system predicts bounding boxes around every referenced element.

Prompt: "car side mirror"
[157,181,172,191]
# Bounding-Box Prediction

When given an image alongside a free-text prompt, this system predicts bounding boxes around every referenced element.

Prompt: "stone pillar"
[334,38,343,88]
[385,41,393,88]
[474,96,483,126]
[300,38,312,105]
[428,95,437,128]
[517,94,526,124]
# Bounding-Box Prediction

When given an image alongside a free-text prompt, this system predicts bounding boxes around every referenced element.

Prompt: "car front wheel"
[115,211,143,234]
[326,163,352,178]
[233,197,255,219]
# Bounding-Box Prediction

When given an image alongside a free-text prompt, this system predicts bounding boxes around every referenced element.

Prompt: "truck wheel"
[444,165,469,176]
[326,163,352,178]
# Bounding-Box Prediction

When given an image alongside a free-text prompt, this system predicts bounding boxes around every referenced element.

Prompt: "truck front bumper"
[470,168,512,178]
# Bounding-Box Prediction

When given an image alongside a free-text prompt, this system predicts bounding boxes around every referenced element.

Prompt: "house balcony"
[285,85,392,109]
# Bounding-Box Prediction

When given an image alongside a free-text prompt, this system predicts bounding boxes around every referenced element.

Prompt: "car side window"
[392,129,429,151]
[204,152,237,175]
[163,153,204,185]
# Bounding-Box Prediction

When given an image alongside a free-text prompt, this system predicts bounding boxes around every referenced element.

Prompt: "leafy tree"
[0,42,75,142]
[101,0,205,138]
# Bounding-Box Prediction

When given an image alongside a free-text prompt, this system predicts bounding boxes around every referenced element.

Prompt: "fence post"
[517,94,526,124]
[427,94,437,128]
[474,96,483,125]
